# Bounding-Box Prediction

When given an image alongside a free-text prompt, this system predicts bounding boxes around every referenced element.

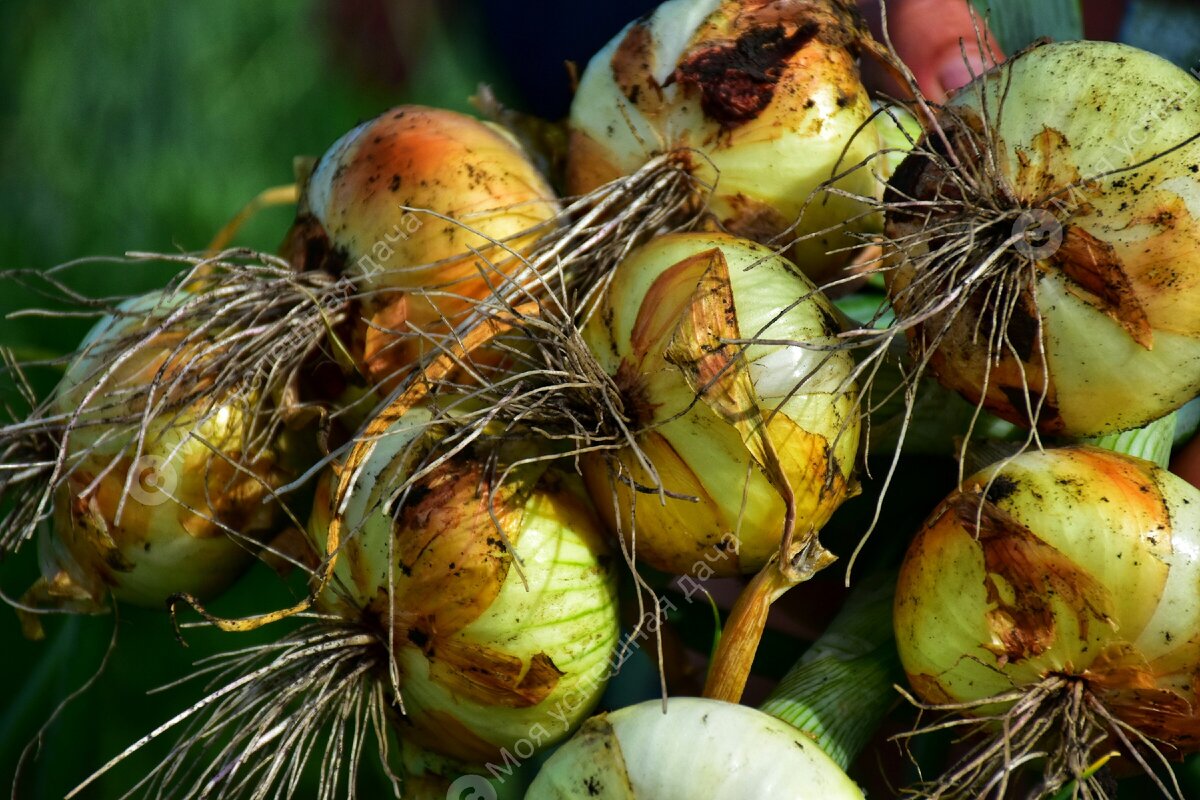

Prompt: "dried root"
[894,676,1185,800]
[0,249,352,566]
[67,620,401,800]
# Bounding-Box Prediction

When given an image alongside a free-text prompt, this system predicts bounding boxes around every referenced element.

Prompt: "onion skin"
[567,0,878,281]
[298,106,560,385]
[895,445,1200,750]
[308,408,619,764]
[525,697,865,799]
[43,293,288,608]
[887,41,1200,436]
[581,232,858,575]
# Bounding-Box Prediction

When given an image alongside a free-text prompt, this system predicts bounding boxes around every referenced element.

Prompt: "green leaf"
[1079,412,1176,469]
[970,0,1083,52]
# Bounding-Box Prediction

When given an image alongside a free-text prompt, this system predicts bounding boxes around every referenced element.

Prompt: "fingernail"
[937,52,990,96]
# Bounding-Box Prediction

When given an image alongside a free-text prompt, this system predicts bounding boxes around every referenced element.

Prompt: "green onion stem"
[1078,411,1177,469]
[1173,398,1200,446]
[758,575,900,771]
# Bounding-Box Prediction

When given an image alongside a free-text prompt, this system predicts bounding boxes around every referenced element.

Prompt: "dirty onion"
[567,0,883,282]
[293,105,560,386]
[580,231,859,701]
[308,404,620,765]
[29,291,290,618]
[885,41,1200,437]
[895,445,1200,796]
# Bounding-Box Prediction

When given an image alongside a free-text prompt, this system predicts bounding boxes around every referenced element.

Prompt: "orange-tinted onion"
[298,106,560,386]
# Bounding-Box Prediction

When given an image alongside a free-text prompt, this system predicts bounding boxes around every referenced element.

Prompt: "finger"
[861,0,1003,101]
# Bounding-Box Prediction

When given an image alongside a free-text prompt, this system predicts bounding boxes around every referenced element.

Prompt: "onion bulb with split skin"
[307,404,620,766]
[580,231,859,578]
[290,105,561,387]
[22,290,292,626]
[526,697,865,799]
[883,40,1200,437]
[895,445,1200,797]
[568,0,886,282]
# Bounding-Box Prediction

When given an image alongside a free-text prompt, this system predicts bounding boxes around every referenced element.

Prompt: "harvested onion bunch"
[72,403,620,798]
[568,0,887,281]
[895,445,1200,797]
[882,40,1200,437]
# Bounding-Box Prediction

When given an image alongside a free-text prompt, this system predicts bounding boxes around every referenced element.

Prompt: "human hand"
[858,0,1003,101]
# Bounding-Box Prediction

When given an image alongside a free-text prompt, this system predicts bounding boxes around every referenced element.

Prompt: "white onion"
[526,697,865,799]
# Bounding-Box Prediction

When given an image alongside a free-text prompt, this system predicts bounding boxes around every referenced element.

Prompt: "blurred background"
[1,0,1198,797]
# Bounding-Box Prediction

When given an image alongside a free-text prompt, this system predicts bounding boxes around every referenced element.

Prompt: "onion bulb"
[580,232,859,576]
[567,0,881,281]
[885,41,1200,437]
[296,106,560,384]
[38,291,290,610]
[526,697,865,799]
[895,445,1200,793]
[308,405,619,764]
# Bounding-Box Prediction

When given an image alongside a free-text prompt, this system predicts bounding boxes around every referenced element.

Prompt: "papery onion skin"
[297,106,560,384]
[887,41,1200,437]
[46,292,289,607]
[895,445,1200,749]
[581,232,859,575]
[567,0,878,282]
[308,407,620,764]
[525,697,865,799]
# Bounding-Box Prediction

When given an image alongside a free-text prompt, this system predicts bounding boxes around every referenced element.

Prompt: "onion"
[580,231,859,577]
[526,697,865,799]
[567,0,882,281]
[527,578,900,797]
[894,445,1200,794]
[308,405,620,764]
[884,41,1200,437]
[297,106,561,385]
[33,290,290,611]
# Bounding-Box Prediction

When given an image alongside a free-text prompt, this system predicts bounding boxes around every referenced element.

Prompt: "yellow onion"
[567,0,880,281]
[580,232,859,576]
[896,446,1200,774]
[308,405,619,764]
[38,291,290,610]
[886,41,1200,437]
[526,697,865,799]
[294,105,560,386]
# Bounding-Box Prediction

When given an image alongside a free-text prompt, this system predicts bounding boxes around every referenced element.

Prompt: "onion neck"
[1078,411,1177,469]
[702,561,795,703]
[758,574,900,771]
